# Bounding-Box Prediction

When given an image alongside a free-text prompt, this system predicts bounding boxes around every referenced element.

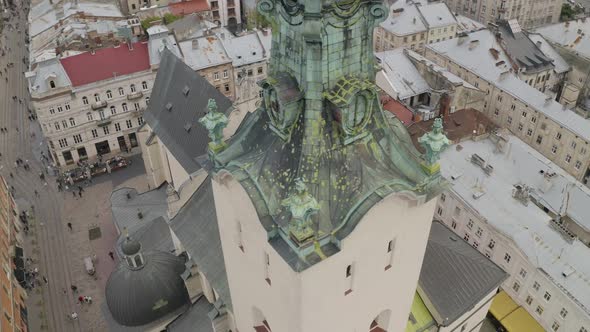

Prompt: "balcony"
[127,91,143,100]
[91,100,108,110]
[131,106,146,113]
[96,117,112,127]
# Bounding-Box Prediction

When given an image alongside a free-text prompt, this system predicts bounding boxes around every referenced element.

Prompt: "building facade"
[208,0,241,28]
[444,0,564,29]
[436,135,590,332]
[209,2,452,331]
[28,43,155,168]
[178,33,236,100]
[424,30,590,184]
[374,1,459,54]
[0,177,28,332]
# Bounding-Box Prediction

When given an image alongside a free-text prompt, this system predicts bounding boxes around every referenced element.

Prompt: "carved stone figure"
[281,179,320,243]
[199,99,228,154]
[418,118,450,173]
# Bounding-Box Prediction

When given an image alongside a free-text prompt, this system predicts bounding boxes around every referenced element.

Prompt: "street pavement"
[0,2,85,330]
[0,2,149,331]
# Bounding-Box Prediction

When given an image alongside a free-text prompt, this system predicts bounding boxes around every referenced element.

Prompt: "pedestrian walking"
[67,222,72,231]
[108,251,114,260]
[72,191,76,198]
[34,190,38,197]
[70,285,77,293]
[42,276,48,284]
[78,191,82,198]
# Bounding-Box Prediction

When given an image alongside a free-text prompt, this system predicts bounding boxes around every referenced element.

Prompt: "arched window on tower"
[253,307,271,332]
[369,309,391,332]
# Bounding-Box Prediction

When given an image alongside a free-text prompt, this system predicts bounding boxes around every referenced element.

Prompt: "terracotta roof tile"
[169,0,210,16]
[60,42,150,87]
[383,99,414,126]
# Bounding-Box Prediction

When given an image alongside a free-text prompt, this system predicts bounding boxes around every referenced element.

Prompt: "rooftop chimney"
[468,40,480,50]
[499,69,510,80]
[536,40,542,48]
[192,39,199,49]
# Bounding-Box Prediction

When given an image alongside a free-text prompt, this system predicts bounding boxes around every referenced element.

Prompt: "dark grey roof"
[167,296,215,332]
[101,301,188,332]
[110,185,168,235]
[105,251,191,327]
[418,221,507,326]
[144,49,233,174]
[497,20,553,71]
[116,216,175,258]
[111,185,172,257]
[169,177,232,310]
[121,238,141,256]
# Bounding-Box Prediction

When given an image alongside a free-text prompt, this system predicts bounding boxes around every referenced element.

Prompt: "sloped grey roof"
[169,177,232,310]
[419,222,507,326]
[167,296,215,332]
[110,185,168,235]
[101,301,187,332]
[121,238,141,255]
[497,20,553,71]
[122,216,175,255]
[144,49,233,174]
[105,251,190,327]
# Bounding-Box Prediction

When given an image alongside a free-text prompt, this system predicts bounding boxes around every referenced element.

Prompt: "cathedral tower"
[201,1,449,331]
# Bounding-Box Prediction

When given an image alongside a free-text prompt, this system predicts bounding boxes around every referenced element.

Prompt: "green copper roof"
[201,0,448,270]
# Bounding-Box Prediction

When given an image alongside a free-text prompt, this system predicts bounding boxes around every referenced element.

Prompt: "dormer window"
[49,80,56,89]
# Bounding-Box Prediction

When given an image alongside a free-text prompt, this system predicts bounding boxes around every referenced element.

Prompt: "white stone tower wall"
[213,172,437,332]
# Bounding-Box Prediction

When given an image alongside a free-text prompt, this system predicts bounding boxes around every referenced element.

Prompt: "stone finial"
[199,99,228,155]
[418,118,450,174]
[281,178,320,243]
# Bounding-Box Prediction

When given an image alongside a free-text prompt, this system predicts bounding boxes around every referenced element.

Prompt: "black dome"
[105,251,190,326]
[121,237,141,256]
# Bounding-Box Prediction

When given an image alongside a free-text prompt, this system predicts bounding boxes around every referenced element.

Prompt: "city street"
[0,2,149,331]
[1,2,84,330]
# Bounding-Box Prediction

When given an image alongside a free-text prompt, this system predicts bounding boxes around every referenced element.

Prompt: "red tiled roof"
[383,99,414,126]
[169,0,210,16]
[60,42,150,87]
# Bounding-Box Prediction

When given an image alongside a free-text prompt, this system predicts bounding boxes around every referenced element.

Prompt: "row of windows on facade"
[526,72,551,87]
[444,58,588,170]
[439,193,587,332]
[492,108,588,169]
[390,25,455,43]
[236,66,264,79]
[51,117,143,149]
[48,82,149,115]
[50,100,147,131]
[235,221,396,293]
[81,82,149,105]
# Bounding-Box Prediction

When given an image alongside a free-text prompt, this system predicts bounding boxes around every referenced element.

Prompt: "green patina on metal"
[418,118,450,175]
[199,99,229,158]
[202,0,449,269]
[281,178,320,243]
